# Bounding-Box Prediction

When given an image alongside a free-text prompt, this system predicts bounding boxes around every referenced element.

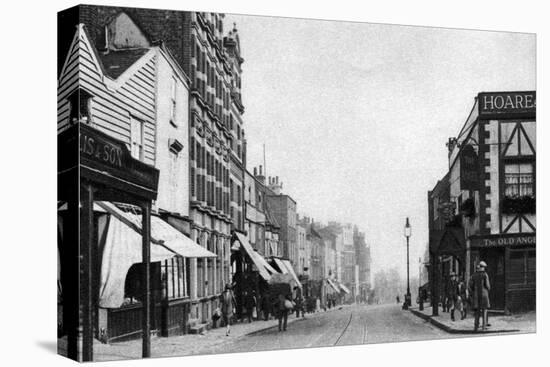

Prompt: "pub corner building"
[428,91,536,315]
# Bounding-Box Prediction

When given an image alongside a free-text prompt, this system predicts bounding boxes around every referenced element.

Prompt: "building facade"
[429,91,536,313]
[265,176,298,268]
[354,228,371,303]
[69,5,249,329]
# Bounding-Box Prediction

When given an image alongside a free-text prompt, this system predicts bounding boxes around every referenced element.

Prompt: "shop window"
[162,257,189,300]
[123,262,161,306]
[509,250,536,286]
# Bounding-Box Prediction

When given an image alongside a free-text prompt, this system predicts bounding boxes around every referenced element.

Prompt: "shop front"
[58,123,159,361]
[470,233,535,312]
[231,232,279,319]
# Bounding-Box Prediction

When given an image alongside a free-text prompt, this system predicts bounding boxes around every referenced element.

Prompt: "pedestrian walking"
[468,261,491,331]
[448,273,459,321]
[275,293,291,332]
[260,292,271,321]
[396,295,400,304]
[220,283,237,336]
[457,275,468,320]
[293,286,305,318]
[244,290,257,323]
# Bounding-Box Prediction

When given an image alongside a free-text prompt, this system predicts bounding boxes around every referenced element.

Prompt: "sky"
[224,13,536,282]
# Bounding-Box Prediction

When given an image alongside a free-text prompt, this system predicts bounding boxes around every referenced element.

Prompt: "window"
[509,250,535,286]
[68,89,93,125]
[505,163,534,197]
[130,116,144,161]
[170,77,177,125]
[162,257,189,300]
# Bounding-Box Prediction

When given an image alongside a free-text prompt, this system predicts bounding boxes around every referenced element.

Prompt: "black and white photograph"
[52,1,539,364]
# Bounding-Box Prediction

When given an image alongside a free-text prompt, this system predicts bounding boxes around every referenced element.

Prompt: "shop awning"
[327,278,340,292]
[96,202,216,308]
[337,281,351,294]
[97,201,216,258]
[281,259,302,289]
[273,258,289,274]
[234,232,275,281]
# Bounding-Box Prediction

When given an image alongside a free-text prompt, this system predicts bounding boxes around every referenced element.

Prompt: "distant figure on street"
[442,275,450,312]
[293,286,305,318]
[468,261,491,331]
[221,284,237,336]
[448,273,459,321]
[244,290,257,323]
[396,295,400,304]
[260,293,271,321]
[457,274,468,320]
[275,293,290,332]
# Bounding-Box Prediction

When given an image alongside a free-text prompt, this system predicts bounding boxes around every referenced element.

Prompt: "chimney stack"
[256,165,265,184]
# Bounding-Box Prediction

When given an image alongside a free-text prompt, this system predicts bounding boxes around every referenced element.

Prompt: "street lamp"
[404,217,412,308]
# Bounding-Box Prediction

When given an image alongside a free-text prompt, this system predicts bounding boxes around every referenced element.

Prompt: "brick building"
[265,176,298,268]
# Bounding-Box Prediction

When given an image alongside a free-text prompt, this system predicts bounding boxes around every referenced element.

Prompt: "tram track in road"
[333,310,354,346]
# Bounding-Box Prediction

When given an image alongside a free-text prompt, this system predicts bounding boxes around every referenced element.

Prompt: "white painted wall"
[154,49,190,216]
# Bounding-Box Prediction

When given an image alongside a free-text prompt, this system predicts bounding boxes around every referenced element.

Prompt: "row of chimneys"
[252,165,283,193]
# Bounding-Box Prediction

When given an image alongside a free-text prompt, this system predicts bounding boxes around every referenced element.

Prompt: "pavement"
[409,306,536,334]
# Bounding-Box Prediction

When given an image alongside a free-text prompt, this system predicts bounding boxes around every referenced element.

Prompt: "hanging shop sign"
[470,233,536,248]
[460,144,479,191]
[478,91,536,119]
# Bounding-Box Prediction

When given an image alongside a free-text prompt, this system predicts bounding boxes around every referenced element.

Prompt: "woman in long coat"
[468,262,491,331]
[221,284,237,336]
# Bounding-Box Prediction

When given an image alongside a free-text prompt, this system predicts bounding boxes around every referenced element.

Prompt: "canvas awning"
[234,232,275,281]
[337,281,351,295]
[327,278,340,292]
[98,202,216,258]
[281,259,302,289]
[273,258,289,274]
[96,202,216,308]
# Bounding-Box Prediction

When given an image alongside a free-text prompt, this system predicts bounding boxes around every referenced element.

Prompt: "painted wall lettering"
[478,91,536,118]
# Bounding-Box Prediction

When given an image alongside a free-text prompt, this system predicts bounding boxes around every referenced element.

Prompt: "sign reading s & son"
[80,129,123,168]
[471,234,535,248]
[478,91,536,119]
[79,123,159,196]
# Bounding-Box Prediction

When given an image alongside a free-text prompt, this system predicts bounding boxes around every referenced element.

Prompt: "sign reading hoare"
[478,91,536,119]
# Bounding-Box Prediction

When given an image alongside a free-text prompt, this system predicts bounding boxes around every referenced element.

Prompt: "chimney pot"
[254,167,257,176]
[259,165,263,175]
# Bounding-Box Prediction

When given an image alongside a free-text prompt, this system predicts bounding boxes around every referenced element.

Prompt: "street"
[188,304,455,356]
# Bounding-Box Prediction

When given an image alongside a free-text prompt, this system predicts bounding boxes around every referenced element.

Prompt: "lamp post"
[404,217,412,308]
